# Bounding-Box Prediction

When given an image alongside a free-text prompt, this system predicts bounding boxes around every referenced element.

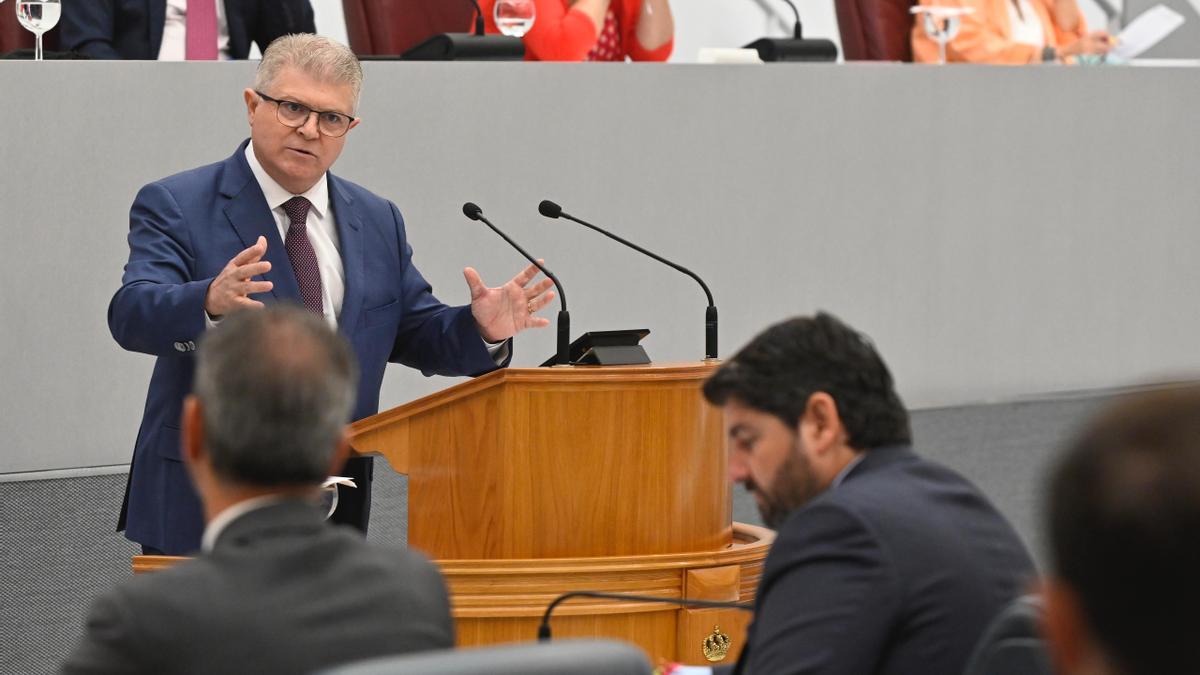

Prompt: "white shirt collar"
[244,143,329,219]
[200,494,289,553]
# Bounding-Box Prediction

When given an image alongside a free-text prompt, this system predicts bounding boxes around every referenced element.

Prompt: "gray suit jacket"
[62,501,454,674]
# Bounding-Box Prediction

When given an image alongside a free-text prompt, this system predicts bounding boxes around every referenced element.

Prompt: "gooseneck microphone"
[537,591,753,641]
[741,0,837,61]
[462,203,571,366]
[467,0,485,35]
[538,200,718,360]
[778,0,803,38]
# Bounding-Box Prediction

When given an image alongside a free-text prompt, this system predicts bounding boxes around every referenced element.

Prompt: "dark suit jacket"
[732,445,1035,675]
[109,140,504,554]
[61,500,454,674]
[59,0,315,60]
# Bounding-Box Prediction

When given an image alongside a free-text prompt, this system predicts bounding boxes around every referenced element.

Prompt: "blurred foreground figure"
[1043,385,1200,675]
[62,306,454,675]
[703,312,1035,675]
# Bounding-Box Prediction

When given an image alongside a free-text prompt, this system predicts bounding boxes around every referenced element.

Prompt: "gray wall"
[1,62,1198,474]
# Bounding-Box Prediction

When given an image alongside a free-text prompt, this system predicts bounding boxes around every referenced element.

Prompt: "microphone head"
[538,200,562,219]
[462,202,483,220]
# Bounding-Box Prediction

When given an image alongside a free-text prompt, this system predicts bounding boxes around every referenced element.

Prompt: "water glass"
[910,5,974,65]
[495,0,536,38]
[16,0,60,61]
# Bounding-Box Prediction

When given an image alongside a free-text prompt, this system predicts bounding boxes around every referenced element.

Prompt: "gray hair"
[254,34,363,109]
[193,305,359,486]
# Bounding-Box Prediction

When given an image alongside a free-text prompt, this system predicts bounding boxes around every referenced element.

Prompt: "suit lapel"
[328,173,365,337]
[219,142,301,304]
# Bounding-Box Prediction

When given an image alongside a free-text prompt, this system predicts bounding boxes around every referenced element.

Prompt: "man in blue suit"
[702,313,1035,675]
[60,0,315,60]
[109,34,556,555]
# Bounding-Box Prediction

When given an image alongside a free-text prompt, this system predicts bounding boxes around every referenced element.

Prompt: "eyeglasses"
[256,91,356,138]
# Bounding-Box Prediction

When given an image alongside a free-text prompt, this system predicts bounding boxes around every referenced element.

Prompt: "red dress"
[480,0,673,62]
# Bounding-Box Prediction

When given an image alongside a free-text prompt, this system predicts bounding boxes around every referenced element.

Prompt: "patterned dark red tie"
[281,197,324,316]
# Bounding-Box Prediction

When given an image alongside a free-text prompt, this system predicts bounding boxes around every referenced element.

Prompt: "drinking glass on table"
[910,5,974,65]
[16,0,60,61]
[494,0,536,38]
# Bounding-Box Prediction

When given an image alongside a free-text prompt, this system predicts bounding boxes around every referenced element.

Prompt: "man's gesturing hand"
[465,262,556,343]
[204,236,274,319]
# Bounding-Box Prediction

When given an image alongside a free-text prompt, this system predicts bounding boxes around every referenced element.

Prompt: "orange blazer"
[911,0,1087,64]
[481,0,673,62]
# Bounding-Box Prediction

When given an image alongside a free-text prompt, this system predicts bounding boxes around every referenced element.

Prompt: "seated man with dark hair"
[1043,386,1200,675]
[703,312,1035,675]
[62,305,453,675]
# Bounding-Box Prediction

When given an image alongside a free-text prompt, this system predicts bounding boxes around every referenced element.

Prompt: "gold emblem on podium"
[702,625,732,662]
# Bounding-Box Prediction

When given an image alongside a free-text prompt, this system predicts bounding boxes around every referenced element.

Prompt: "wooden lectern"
[349,362,772,665]
[134,362,772,666]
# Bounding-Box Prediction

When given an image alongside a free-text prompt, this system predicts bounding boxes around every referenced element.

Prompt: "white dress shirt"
[244,145,346,327]
[158,0,233,61]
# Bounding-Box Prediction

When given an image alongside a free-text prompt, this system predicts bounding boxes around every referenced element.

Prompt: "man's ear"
[180,395,207,475]
[798,391,845,456]
[1041,579,1088,675]
[243,88,258,125]
[326,427,353,477]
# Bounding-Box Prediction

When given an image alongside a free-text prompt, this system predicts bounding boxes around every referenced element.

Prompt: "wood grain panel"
[684,565,740,602]
[133,523,773,667]
[456,612,678,664]
[677,607,752,666]
[350,363,732,560]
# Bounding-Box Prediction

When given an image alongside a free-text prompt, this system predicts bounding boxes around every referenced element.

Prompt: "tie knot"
[282,196,312,227]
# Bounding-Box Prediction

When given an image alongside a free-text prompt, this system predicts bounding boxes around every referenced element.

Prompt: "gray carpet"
[0,392,1109,675]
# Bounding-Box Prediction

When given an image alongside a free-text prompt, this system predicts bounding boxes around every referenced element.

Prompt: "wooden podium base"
[133,522,772,667]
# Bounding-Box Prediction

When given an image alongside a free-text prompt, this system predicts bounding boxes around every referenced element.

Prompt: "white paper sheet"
[1112,5,1187,60]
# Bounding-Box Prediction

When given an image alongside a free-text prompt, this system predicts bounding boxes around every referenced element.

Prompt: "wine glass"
[910,5,974,65]
[494,0,536,38]
[16,0,59,62]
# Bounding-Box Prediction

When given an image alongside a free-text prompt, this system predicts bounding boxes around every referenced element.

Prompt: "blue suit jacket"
[731,446,1035,675]
[59,0,315,60]
[109,141,503,553]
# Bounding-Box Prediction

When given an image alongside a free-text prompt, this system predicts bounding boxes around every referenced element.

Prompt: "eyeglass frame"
[255,91,357,138]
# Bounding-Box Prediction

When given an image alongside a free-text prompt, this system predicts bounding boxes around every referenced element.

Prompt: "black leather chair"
[319,639,653,675]
[963,595,1053,675]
